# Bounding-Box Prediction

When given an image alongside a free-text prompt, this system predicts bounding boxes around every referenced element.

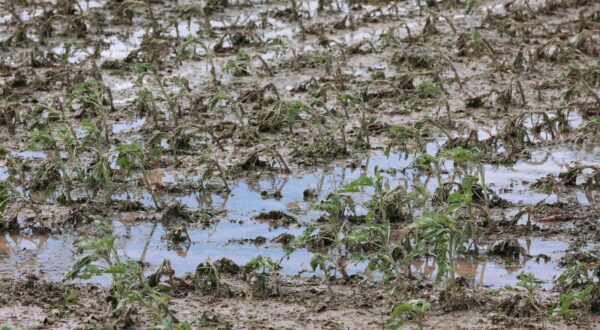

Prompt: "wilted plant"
[195,258,220,295]
[120,0,160,37]
[116,141,162,209]
[241,255,282,297]
[66,77,114,143]
[198,149,230,192]
[79,120,114,200]
[64,221,182,325]
[409,210,476,285]
[163,225,191,248]
[133,62,182,128]
[0,151,40,223]
[27,127,76,204]
[385,124,428,155]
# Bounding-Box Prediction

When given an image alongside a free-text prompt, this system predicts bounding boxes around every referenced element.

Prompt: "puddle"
[112,118,147,134]
[2,138,598,287]
[101,29,146,61]
[0,227,571,289]
[13,151,48,159]
[487,145,600,205]
[413,239,568,289]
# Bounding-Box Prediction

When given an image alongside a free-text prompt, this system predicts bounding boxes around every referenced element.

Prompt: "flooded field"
[1,0,600,328]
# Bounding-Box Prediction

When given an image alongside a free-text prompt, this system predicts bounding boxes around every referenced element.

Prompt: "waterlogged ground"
[1,0,600,328]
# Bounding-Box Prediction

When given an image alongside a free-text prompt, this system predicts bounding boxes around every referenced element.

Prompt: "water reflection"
[411,239,566,288]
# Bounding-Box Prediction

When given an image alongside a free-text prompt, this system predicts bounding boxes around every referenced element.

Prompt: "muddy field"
[1,0,600,328]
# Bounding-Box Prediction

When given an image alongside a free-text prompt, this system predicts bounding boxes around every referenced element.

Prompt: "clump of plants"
[64,221,189,327]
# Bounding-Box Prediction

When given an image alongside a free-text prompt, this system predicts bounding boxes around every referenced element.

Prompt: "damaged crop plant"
[1,0,600,328]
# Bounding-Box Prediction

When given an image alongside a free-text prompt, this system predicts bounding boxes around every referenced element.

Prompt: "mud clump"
[214,258,241,275]
[0,217,19,233]
[254,211,298,227]
[499,295,538,317]
[116,200,145,212]
[161,202,193,223]
[228,236,267,245]
[488,239,524,259]
[271,233,295,246]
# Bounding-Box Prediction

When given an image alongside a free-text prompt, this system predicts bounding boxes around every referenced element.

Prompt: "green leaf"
[442,147,478,163]
[339,175,374,193]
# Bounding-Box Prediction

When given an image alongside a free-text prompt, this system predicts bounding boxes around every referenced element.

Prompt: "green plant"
[409,210,476,285]
[344,171,419,282]
[308,253,335,293]
[149,318,192,330]
[516,272,543,313]
[66,78,114,143]
[79,120,114,200]
[241,255,282,297]
[416,79,441,99]
[555,261,594,289]
[133,63,182,128]
[295,178,363,282]
[116,142,162,209]
[63,221,180,324]
[551,284,595,325]
[195,258,220,294]
[387,299,430,330]
[224,50,252,76]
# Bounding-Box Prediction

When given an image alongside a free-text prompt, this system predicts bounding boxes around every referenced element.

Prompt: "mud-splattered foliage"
[1,0,600,328]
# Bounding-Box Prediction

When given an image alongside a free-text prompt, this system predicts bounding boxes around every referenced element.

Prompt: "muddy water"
[2,138,598,287]
[0,222,574,288]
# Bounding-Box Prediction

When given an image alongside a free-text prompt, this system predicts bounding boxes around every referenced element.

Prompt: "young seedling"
[241,255,283,297]
[116,141,162,210]
[516,272,544,314]
[66,77,114,143]
[409,210,476,286]
[133,62,183,128]
[387,299,430,330]
[551,284,595,325]
[64,221,183,325]
[195,258,221,295]
[80,120,114,200]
